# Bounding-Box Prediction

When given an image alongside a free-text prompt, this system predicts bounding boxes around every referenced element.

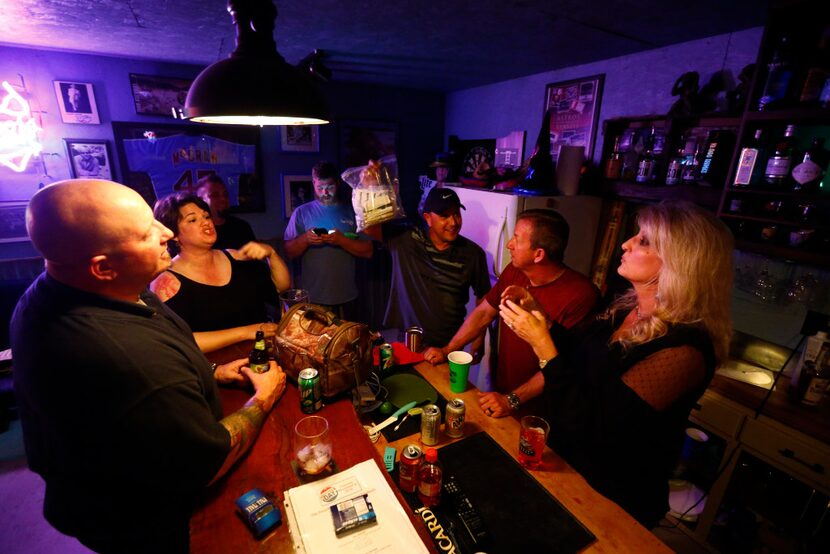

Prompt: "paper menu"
[283,459,428,554]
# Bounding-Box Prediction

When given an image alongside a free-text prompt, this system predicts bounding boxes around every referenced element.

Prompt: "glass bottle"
[791,137,828,193]
[416,448,442,507]
[764,124,796,187]
[635,127,657,184]
[682,145,701,184]
[665,146,684,185]
[758,35,794,111]
[799,25,830,106]
[734,129,765,187]
[248,331,269,373]
[604,135,623,179]
[801,343,830,407]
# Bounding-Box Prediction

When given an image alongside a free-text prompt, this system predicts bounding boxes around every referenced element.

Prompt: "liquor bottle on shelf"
[635,127,657,184]
[698,129,736,187]
[665,146,684,186]
[758,35,794,111]
[799,25,830,106]
[764,124,797,187]
[734,129,766,187]
[604,135,623,179]
[682,145,701,184]
[791,137,828,193]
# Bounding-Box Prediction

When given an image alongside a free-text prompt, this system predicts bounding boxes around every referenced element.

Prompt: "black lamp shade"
[185,53,329,125]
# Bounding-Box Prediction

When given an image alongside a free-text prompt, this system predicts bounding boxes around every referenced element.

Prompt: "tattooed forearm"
[211,397,268,482]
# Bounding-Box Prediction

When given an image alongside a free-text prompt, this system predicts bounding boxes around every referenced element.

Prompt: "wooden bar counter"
[370,361,672,554]
[190,342,669,553]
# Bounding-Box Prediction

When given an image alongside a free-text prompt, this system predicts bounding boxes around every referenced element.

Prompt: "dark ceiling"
[0,0,769,91]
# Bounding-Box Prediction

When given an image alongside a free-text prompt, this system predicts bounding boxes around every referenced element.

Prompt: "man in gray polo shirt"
[378,187,490,347]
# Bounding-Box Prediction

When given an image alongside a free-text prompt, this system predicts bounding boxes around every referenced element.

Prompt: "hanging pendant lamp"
[185,0,329,125]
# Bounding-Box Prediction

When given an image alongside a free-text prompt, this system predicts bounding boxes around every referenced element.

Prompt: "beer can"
[405,326,424,353]
[398,444,423,493]
[298,368,322,414]
[379,343,394,374]
[445,398,466,438]
[420,404,440,446]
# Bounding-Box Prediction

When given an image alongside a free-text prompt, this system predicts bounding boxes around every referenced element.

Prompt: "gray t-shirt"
[383,226,491,346]
[284,200,364,305]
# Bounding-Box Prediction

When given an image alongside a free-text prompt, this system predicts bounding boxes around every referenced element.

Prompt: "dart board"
[462,146,494,178]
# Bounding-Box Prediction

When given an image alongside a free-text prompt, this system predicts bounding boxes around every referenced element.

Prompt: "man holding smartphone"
[284,161,372,318]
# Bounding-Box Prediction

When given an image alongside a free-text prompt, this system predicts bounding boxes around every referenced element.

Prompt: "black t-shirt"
[213,215,256,250]
[11,273,230,552]
[542,313,716,528]
[383,225,491,346]
[165,250,277,332]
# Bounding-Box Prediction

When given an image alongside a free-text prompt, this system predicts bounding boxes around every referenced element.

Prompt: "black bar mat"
[406,431,596,553]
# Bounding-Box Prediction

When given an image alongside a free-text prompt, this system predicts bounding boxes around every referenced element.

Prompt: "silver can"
[420,404,440,446]
[405,326,424,353]
[445,398,465,438]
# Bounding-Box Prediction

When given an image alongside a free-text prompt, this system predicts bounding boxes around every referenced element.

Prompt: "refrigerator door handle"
[494,209,508,278]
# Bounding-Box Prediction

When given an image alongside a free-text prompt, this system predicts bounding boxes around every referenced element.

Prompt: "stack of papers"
[284,459,428,554]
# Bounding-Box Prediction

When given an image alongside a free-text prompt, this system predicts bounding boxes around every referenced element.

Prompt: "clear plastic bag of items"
[341,155,406,231]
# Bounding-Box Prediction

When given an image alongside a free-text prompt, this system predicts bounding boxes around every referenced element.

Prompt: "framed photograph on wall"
[129,74,193,117]
[281,125,319,152]
[53,81,100,124]
[282,175,313,219]
[544,74,604,161]
[339,120,398,169]
[64,139,113,180]
[0,202,29,243]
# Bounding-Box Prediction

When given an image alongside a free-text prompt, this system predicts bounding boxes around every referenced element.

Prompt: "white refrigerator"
[447,185,603,390]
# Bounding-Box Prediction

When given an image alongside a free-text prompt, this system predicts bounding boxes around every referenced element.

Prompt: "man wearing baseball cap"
[377,186,490,347]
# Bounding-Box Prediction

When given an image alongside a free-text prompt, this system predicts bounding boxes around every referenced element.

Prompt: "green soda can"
[379,343,394,374]
[298,368,322,413]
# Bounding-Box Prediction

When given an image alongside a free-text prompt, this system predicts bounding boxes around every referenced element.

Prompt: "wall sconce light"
[0,80,43,172]
[185,0,329,126]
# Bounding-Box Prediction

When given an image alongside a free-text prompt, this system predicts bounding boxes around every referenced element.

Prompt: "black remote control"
[443,475,489,548]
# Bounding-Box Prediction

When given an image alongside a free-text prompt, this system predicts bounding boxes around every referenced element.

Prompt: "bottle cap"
[255,330,264,340]
[425,448,438,463]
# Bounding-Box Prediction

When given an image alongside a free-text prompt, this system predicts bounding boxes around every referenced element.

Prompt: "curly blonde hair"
[608,201,734,363]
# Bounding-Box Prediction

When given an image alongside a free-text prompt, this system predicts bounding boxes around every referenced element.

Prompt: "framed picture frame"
[129,73,193,117]
[111,121,263,211]
[282,174,313,219]
[64,139,113,180]
[281,125,320,152]
[53,81,100,124]
[339,120,398,169]
[544,74,605,162]
[0,202,29,243]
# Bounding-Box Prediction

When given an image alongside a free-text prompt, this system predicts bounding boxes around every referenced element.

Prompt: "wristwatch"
[506,392,520,411]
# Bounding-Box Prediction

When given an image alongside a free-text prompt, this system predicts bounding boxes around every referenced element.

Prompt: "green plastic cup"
[448,351,473,393]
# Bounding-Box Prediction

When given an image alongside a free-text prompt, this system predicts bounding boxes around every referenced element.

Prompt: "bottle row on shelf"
[723,196,825,227]
[603,124,735,188]
[755,24,830,112]
[732,124,828,192]
[724,218,828,250]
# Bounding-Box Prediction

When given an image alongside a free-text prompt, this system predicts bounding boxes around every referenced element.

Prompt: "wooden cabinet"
[678,384,830,552]
[597,0,830,267]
